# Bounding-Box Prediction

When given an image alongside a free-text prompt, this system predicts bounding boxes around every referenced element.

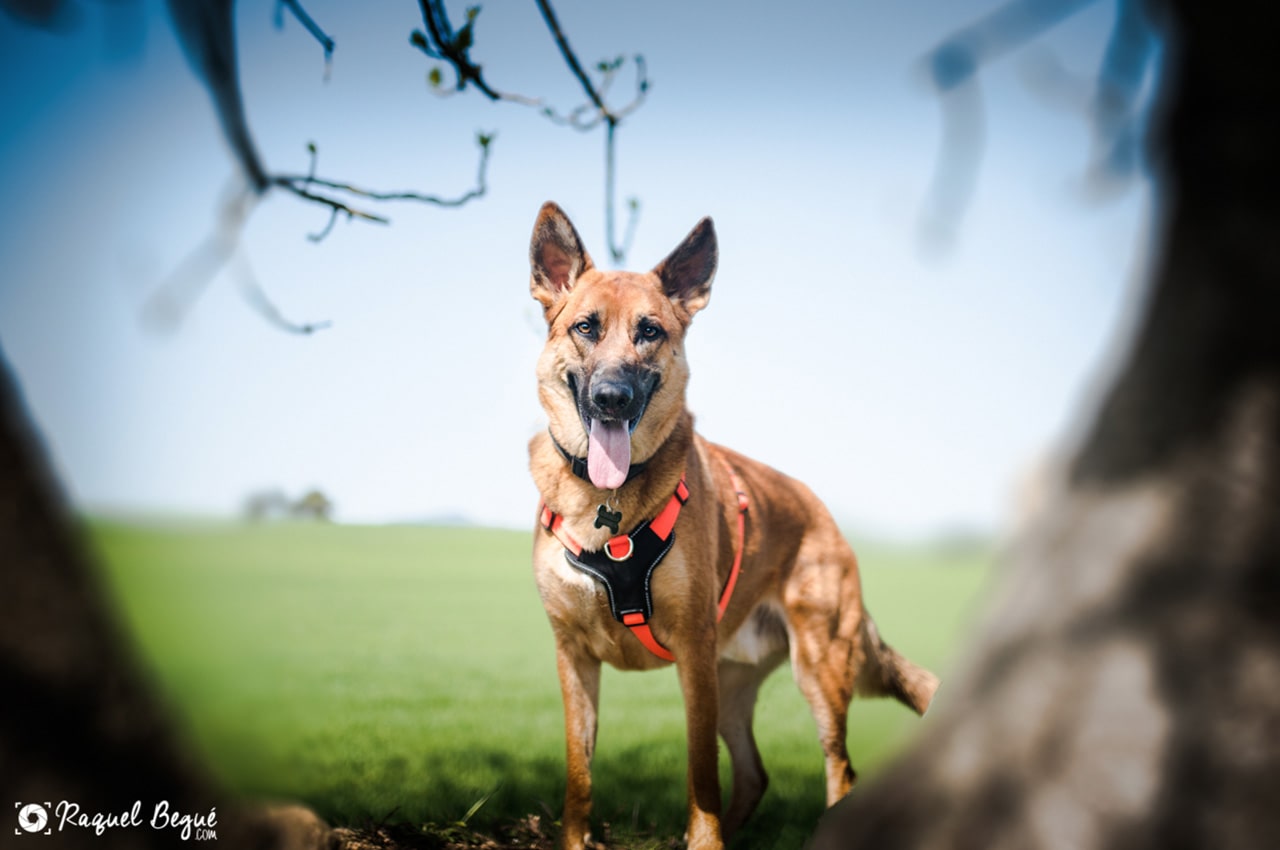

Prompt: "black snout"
[591,380,634,416]
[579,367,659,426]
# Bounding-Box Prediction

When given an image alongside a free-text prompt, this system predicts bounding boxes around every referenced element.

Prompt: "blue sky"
[0,0,1152,536]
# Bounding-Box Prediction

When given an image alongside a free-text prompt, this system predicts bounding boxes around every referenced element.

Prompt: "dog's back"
[701,439,938,715]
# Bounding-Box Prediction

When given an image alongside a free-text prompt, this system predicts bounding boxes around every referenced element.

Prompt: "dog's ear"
[530,202,594,314]
[653,217,717,318]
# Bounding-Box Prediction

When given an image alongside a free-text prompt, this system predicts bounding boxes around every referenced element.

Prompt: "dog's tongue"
[587,419,631,489]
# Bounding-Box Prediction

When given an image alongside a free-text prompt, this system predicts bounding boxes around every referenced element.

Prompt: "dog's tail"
[855,612,939,716]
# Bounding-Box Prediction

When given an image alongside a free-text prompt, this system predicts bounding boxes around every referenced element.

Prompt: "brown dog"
[527,202,939,850]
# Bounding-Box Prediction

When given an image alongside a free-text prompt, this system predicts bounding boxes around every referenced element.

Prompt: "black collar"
[550,430,648,487]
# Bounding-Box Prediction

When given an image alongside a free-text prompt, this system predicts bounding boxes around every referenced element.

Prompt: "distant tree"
[243,487,291,522]
[291,489,333,522]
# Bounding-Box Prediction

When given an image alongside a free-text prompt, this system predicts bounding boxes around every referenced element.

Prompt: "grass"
[88,521,992,849]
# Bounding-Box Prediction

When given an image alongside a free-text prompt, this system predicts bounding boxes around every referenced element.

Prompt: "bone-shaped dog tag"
[594,505,623,534]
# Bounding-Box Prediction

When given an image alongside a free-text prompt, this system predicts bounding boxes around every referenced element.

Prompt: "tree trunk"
[0,348,329,848]
[812,2,1280,847]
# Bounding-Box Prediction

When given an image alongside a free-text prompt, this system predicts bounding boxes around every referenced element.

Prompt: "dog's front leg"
[556,638,602,850]
[677,623,724,850]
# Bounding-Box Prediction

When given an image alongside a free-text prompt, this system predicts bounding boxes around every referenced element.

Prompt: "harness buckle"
[606,535,635,561]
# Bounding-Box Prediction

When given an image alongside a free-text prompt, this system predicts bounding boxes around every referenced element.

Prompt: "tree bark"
[0,349,330,847]
[812,2,1280,847]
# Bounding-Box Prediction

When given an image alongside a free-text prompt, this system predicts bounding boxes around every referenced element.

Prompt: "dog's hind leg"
[789,635,858,805]
[717,655,784,839]
[782,559,864,806]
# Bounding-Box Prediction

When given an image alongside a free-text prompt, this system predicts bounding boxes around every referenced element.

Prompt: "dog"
[527,202,939,850]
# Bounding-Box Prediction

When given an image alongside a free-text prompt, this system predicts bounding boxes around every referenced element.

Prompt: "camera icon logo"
[15,802,52,836]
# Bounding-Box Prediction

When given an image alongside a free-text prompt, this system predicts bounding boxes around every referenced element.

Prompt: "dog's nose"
[592,381,634,415]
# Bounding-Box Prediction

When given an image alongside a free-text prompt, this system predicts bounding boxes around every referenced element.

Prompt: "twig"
[307,207,342,242]
[530,0,646,261]
[275,0,335,65]
[162,1,494,333]
[234,252,333,335]
[274,180,390,235]
[270,132,493,242]
[412,0,647,263]
[604,121,640,263]
[274,133,492,209]
[534,0,607,113]
[411,4,647,128]
[918,0,1136,251]
[413,0,505,100]
[304,141,318,186]
[141,181,256,333]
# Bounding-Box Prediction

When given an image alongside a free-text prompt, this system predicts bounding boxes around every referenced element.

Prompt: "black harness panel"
[564,520,677,623]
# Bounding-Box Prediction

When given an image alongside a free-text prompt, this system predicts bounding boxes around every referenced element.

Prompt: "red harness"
[539,465,750,661]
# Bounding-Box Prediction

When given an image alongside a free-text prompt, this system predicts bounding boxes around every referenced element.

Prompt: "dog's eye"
[639,324,662,341]
[573,320,594,338]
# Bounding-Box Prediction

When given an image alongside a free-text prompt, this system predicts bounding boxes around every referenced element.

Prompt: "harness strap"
[539,464,748,662]
[623,613,676,661]
[540,503,583,556]
[718,467,750,621]
[539,477,688,560]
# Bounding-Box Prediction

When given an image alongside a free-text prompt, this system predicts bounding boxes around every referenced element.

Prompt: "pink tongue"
[587,419,631,489]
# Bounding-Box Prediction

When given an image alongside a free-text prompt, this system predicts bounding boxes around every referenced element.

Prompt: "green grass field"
[88,521,991,849]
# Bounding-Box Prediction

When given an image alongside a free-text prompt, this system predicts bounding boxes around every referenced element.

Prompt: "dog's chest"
[537,547,614,620]
[539,554,663,665]
[547,552,609,599]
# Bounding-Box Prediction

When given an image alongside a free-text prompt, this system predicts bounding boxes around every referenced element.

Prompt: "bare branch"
[917,0,1154,250]
[604,121,641,264]
[528,1,647,261]
[142,181,256,333]
[618,197,641,264]
[168,0,269,192]
[275,0,334,65]
[917,78,985,255]
[152,3,499,333]
[925,0,1097,90]
[234,252,333,335]
[410,2,648,128]
[534,56,648,132]
[274,180,390,226]
[269,132,493,243]
[412,0,648,263]
[142,129,492,330]
[306,206,342,243]
[413,0,506,100]
[533,0,607,114]
[610,55,649,122]
[304,140,318,185]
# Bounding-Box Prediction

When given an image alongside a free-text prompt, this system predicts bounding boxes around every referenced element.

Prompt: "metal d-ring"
[605,536,634,562]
